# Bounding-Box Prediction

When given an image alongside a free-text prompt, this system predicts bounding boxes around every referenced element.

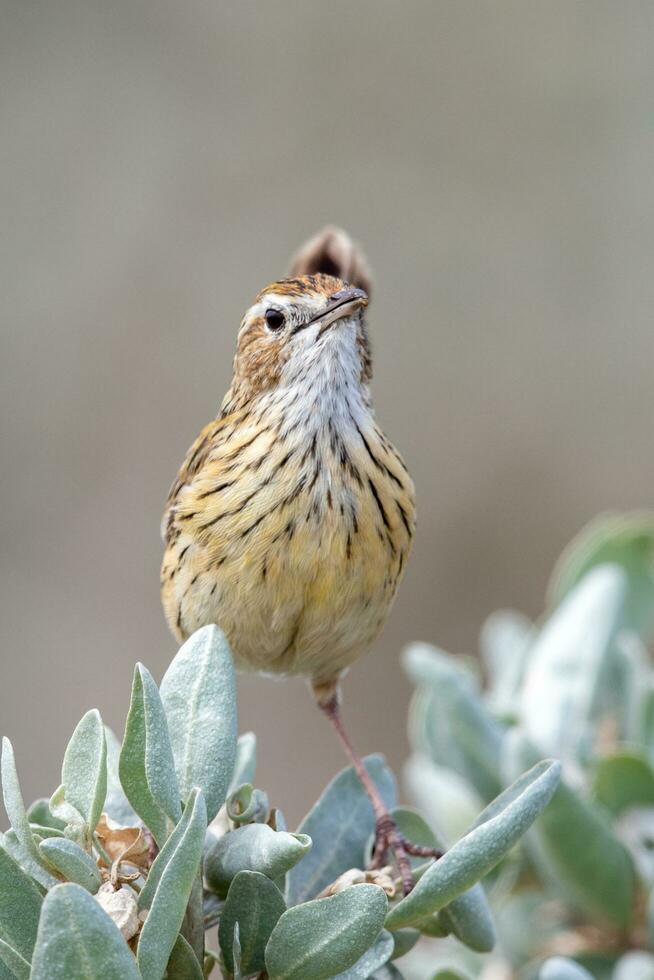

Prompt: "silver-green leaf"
[385,760,560,929]
[330,929,394,979]
[1,739,44,869]
[286,755,395,905]
[61,709,107,833]
[218,871,286,975]
[30,883,140,979]
[539,956,595,980]
[137,788,207,980]
[206,823,311,898]
[0,939,30,980]
[160,625,238,823]
[39,837,102,893]
[265,883,388,980]
[119,664,181,846]
[0,844,42,961]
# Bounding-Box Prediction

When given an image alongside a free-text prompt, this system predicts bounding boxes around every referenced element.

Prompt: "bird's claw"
[371,815,444,895]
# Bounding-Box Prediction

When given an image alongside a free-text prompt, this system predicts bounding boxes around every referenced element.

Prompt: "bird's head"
[230,273,371,401]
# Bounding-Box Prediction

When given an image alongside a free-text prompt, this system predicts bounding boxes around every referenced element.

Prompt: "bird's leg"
[314,683,443,895]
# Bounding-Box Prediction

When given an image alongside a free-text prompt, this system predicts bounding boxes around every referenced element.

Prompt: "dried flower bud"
[95,882,140,941]
[317,865,396,899]
[95,813,150,871]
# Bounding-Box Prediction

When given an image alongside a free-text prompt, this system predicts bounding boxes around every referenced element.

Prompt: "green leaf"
[61,709,107,833]
[286,755,396,905]
[166,934,204,980]
[389,927,419,960]
[438,886,495,953]
[160,625,238,823]
[30,883,140,979]
[0,830,57,891]
[1,739,44,869]
[26,799,65,832]
[39,837,102,893]
[265,883,387,980]
[226,783,269,825]
[539,956,596,980]
[403,644,503,801]
[404,754,482,846]
[376,808,495,953]
[480,609,535,719]
[593,752,654,816]
[520,565,627,762]
[504,732,635,927]
[137,788,207,980]
[0,939,30,980]
[229,732,257,793]
[119,664,181,846]
[218,871,286,975]
[0,838,42,960]
[370,967,405,980]
[385,760,560,930]
[613,952,654,980]
[330,929,394,979]
[205,824,311,898]
[104,726,137,825]
[549,511,654,641]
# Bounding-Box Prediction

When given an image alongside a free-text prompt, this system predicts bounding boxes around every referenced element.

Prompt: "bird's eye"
[264,309,285,332]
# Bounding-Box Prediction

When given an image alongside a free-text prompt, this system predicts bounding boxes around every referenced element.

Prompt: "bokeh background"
[2,2,653,821]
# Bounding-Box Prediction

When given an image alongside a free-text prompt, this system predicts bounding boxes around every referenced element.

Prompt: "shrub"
[403,513,654,980]
[0,624,560,977]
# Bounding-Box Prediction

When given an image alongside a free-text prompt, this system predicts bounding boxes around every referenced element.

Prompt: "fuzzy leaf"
[613,951,654,980]
[229,733,257,793]
[386,760,560,929]
[0,830,57,890]
[0,844,42,960]
[593,752,654,816]
[286,755,395,905]
[549,511,654,640]
[166,933,204,979]
[506,731,635,926]
[39,837,102,893]
[480,609,535,719]
[403,645,503,801]
[404,754,482,846]
[265,883,387,980]
[26,799,65,832]
[160,625,237,823]
[119,664,181,846]
[330,929,394,979]
[377,808,495,953]
[520,565,627,762]
[1,739,44,869]
[61,709,107,833]
[206,824,311,898]
[539,956,595,980]
[137,788,207,980]
[104,726,137,825]
[219,871,286,975]
[30,883,140,979]
[0,939,29,980]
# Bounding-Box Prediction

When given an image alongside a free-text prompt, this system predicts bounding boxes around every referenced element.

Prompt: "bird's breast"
[161,398,415,682]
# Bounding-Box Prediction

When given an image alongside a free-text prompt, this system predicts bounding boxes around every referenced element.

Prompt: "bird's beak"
[291,286,368,337]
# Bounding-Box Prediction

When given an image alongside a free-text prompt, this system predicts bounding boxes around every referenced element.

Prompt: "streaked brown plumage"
[161,229,438,891]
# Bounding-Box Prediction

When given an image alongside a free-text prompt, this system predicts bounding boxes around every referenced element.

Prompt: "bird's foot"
[370,814,443,896]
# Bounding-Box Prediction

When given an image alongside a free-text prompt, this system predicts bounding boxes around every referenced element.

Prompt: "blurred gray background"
[2,1,653,822]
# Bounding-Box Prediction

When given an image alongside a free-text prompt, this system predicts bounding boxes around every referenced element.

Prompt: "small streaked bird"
[161,227,439,890]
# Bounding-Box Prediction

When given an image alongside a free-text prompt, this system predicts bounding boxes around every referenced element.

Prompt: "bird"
[160,227,440,892]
